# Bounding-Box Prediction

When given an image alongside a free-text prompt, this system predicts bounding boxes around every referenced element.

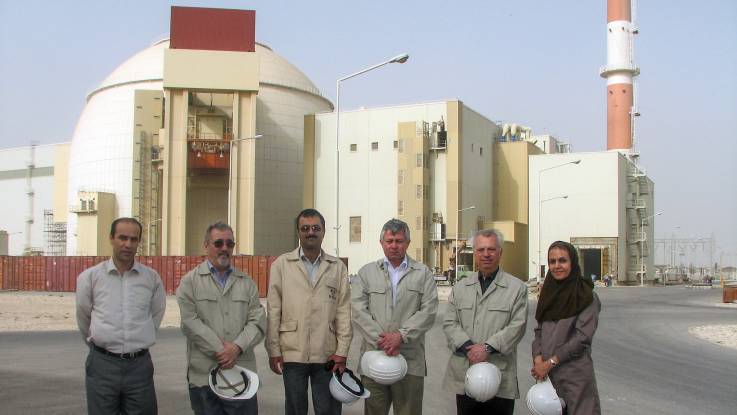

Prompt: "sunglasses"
[212,239,235,248]
[299,225,323,233]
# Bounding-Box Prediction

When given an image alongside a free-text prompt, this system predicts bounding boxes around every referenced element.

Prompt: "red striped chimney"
[600,0,640,151]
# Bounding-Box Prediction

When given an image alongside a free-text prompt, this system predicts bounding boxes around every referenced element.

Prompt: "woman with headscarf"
[531,241,601,414]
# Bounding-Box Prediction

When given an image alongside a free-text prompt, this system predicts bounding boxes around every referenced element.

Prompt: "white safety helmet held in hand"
[526,378,565,415]
[209,365,259,401]
[464,362,502,402]
[329,368,371,405]
[360,350,408,385]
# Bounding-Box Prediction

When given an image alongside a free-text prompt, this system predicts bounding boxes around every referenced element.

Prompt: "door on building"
[581,248,602,281]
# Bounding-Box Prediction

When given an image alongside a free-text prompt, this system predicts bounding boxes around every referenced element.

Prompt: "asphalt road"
[1,286,735,414]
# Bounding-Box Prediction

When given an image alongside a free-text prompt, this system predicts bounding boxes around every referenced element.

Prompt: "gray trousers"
[282,362,341,415]
[85,348,157,415]
[188,385,258,415]
[361,374,424,415]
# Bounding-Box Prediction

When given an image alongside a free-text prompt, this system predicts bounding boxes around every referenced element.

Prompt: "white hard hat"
[526,378,565,415]
[329,368,371,405]
[360,350,408,385]
[464,362,502,402]
[209,365,259,401]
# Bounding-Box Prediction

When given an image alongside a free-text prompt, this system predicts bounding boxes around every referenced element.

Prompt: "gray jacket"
[442,269,528,399]
[176,262,266,386]
[351,256,439,377]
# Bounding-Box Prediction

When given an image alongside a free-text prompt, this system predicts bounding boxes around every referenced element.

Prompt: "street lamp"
[638,211,662,286]
[536,159,580,282]
[228,134,263,227]
[455,205,476,283]
[334,53,409,256]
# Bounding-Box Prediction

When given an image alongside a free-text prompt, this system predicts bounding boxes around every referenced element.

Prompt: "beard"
[216,254,230,268]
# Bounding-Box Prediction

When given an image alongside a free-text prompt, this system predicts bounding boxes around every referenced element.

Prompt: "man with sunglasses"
[177,221,266,414]
[266,209,352,415]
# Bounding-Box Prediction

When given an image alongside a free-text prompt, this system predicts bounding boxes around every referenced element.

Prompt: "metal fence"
[0,255,277,297]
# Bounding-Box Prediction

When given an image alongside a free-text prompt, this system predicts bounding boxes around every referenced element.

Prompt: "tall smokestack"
[600,0,639,151]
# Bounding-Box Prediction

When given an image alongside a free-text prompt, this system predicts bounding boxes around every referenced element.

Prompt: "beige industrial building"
[304,100,548,277]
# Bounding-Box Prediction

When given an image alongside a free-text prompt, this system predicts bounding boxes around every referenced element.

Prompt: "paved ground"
[1,286,735,414]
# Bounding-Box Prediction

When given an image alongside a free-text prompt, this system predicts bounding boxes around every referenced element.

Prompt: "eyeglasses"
[212,239,235,248]
[299,225,323,233]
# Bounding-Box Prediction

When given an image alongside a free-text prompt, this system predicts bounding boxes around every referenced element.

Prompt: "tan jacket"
[351,256,439,377]
[265,248,352,363]
[442,269,528,399]
[176,262,266,387]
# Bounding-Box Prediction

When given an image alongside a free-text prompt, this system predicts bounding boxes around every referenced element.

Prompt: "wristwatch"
[484,343,495,354]
[549,358,557,367]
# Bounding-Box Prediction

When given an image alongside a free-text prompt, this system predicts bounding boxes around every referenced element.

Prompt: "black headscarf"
[535,241,594,322]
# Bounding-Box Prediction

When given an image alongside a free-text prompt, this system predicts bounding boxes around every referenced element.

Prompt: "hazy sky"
[1,0,735,265]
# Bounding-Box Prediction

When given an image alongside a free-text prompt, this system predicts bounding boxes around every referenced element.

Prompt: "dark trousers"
[282,362,341,415]
[188,385,258,415]
[85,347,157,415]
[456,394,514,415]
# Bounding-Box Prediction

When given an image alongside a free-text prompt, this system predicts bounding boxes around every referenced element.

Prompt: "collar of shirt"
[104,258,141,276]
[207,260,233,280]
[299,247,322,266]
[383,256,408,273]
[478,268,500,294]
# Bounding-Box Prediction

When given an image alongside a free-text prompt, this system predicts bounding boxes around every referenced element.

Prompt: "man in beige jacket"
[352,218,439,415]
[266,209,352,415]
[442,229,528,415]
[177,222,266,415]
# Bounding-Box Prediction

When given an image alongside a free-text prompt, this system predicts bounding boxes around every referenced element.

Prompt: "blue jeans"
[189,385,258,415]
[282,362,341,415]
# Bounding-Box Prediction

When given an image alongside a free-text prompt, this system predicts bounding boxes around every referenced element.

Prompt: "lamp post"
[638,211,662,286]
[228,134,263,227]
[334,53,409,256]
[536,159,580,282]
[538,195,568,282]
[455,205,476,283]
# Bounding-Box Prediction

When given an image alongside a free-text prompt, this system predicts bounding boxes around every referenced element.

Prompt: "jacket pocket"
[194,290,219,325]
[487,304,511,325]
[458,300,475,329]
[279,320,299,352]
[368,285,387,313]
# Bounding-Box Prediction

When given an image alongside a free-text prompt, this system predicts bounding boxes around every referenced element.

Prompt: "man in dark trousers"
[76,217,166,415]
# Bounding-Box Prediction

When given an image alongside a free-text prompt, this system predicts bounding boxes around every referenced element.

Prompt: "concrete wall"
[494,141,543,224]
[529,152,621,280]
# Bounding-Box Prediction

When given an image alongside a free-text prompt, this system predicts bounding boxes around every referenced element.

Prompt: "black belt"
[92,344,148,359]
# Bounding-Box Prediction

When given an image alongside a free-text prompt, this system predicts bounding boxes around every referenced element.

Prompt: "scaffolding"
[43,209,66,256]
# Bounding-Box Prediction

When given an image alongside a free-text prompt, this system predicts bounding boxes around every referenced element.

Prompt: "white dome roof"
[88,40,329,104]
[67,39,332,255]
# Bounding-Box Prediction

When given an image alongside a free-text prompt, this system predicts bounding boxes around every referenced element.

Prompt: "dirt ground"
[2,289,736,351]
[0,291,181,331]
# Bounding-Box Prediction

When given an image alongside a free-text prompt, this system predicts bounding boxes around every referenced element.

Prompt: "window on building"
[415,216,422,230]
[398,139,405,152]
[398,170,404,185]
[393,140,399,149]
[415,248,422,261]
[416,185,422,199]
[398,200,404,216]
[350,143,357,152]
[371,142,379,151]
[349,216,362,243]
[416,153,423,167]
[480,147,483,156]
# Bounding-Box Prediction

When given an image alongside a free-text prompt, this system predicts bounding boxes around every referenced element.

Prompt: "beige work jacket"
[265,248,352,363]
[442,269,528,399]
[176,262,266,387]
[351,256,439,377]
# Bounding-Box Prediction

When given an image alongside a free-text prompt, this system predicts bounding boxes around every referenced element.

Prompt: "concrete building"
[63,7,332,256]
[0,143,68,256]
[529,151,655,285]
[305,100,547,276]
